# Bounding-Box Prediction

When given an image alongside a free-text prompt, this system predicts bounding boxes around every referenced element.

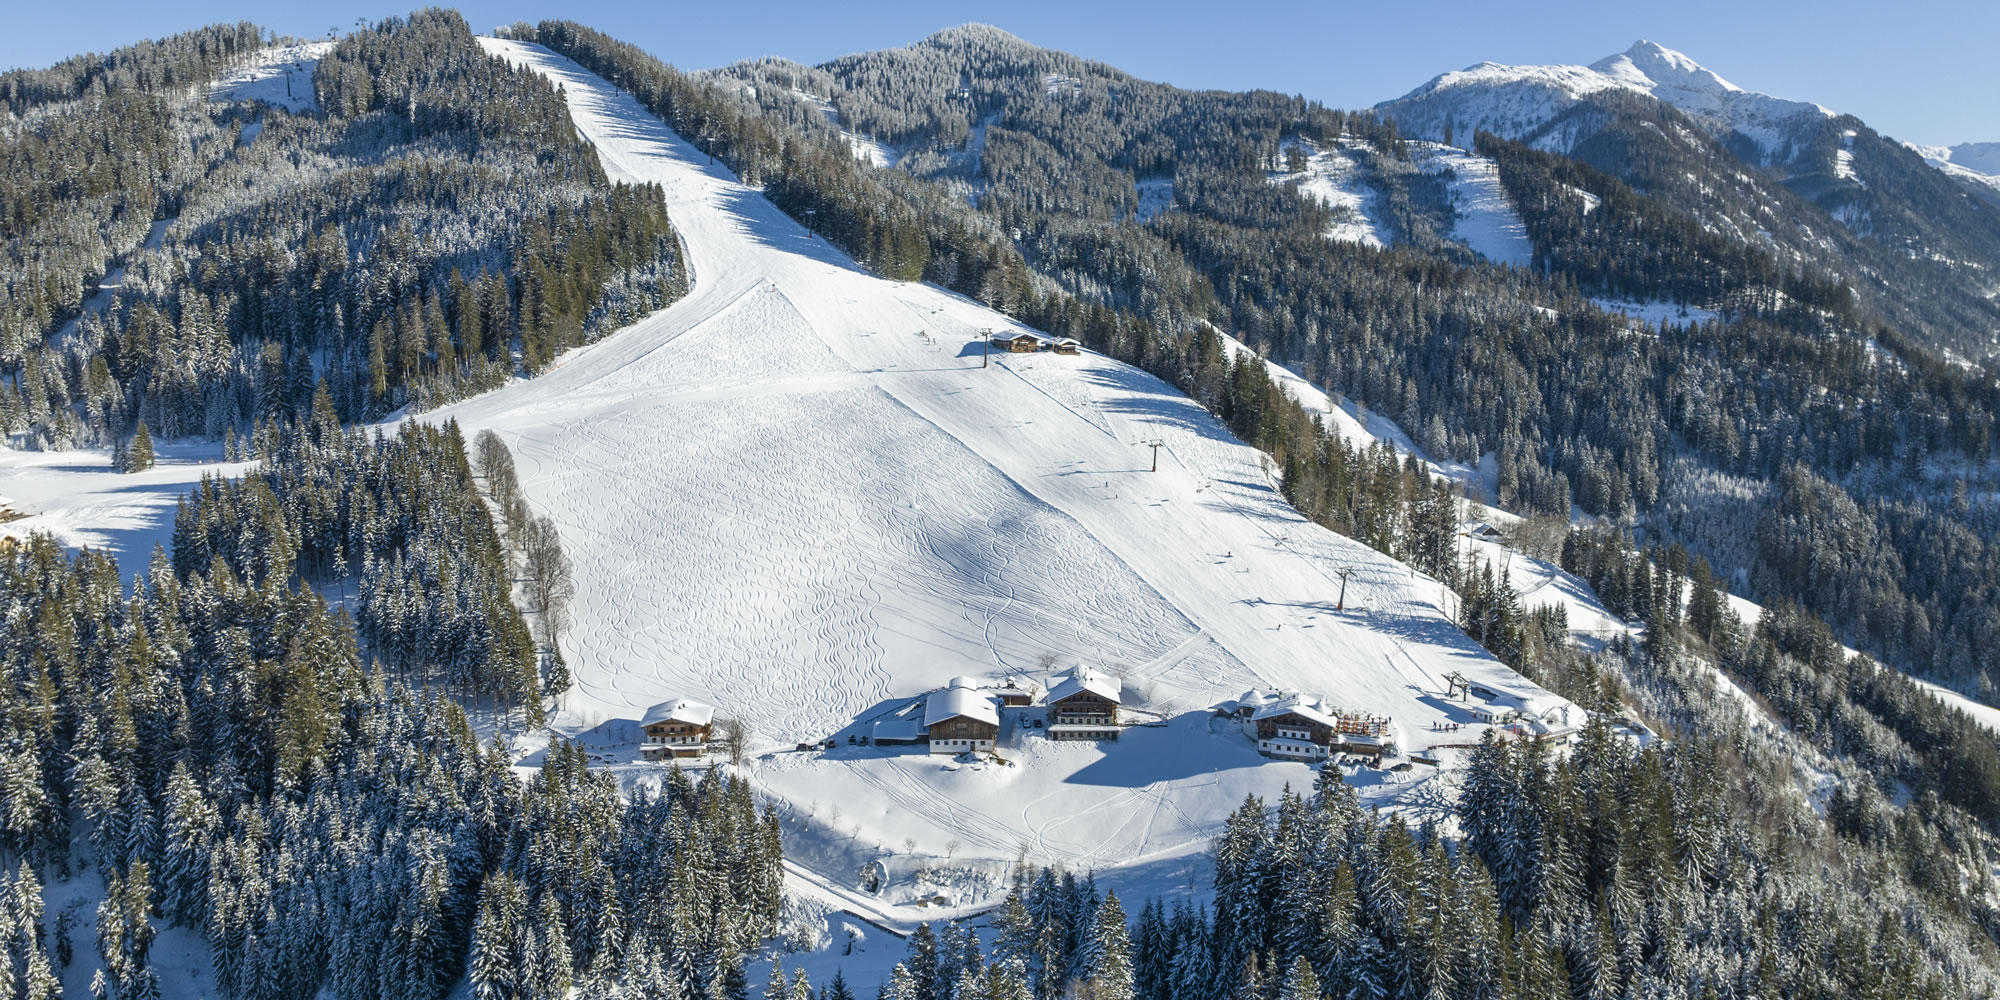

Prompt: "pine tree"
[883,964,918,1000]
[120,420,156,473]
[1277,955,1320,1000]
[158,763,216,928]
[906,923,939,1000]
[825,970,856,1000]
[1084,892,1133,1000]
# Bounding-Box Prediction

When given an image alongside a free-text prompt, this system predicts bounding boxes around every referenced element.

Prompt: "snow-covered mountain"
[1910,141,2000,203]
[1376,40,1832,161]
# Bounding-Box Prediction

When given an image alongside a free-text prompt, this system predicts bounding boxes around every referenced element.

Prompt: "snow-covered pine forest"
[1,9,685,450]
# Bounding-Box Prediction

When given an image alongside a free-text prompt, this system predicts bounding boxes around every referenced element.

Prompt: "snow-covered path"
[446,39,1569,878]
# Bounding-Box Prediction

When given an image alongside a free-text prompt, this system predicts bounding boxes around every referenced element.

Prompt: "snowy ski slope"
[1271,139,1390,248]
[208,41,334,113]
[442,38,1571,879]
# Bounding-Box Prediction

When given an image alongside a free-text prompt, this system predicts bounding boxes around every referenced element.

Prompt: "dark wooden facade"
[643,719,711,759]
[1255,711,1334,746]
[1051,690,1118,726]
[927,717,998,753]
[928,718,998,742]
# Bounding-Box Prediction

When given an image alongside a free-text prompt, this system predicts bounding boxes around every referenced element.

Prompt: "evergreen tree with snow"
[1276,955,1320,1000]
[1083,892,1133,1000]
[122,421,154,473]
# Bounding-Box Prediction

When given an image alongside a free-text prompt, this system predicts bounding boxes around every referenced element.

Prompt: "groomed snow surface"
[1418,143,1536,267]
[1269,137,1531,267]
[457,36,1574,932]
[207,41,334,113]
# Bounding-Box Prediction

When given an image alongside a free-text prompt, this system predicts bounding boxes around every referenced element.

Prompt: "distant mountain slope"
[1911,141,2000,209]
[1379,41,2000,359]
[1378,40,1832,161]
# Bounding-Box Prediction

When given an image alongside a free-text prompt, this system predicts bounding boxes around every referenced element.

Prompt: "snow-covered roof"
[1047,666,1120,705]
[871,716,924,742]
[924,687,999,728]
[1466,684,1573,725]
[640,698,715,728]
[948,675,980,690]
[1250,690,1356,730]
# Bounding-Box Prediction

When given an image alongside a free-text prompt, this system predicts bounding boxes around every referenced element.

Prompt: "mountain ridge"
[1377,38,1833,159]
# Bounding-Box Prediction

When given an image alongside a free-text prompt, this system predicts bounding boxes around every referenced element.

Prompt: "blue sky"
[4,0,1993,146]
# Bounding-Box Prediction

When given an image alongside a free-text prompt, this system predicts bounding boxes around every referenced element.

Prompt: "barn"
[1051,338,1081,355]
[640,698,715,760]
[925,684,1001,755]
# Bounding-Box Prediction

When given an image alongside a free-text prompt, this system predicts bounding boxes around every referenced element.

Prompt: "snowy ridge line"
[1377,40,1833,161]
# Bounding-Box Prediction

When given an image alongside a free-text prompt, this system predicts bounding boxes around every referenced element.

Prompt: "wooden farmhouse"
[1046,666,1122,741]
[991,332,1042,353]
[1227,690,1393,761]
[925,680,1001,755]
[1051,338,1081,356]
[640,698,715,760]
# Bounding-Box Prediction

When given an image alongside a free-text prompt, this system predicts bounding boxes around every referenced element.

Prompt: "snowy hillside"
[452,38,1575,902]
[1267,137,1530,265]
[1269,139,1389,248]
[1377,40,1832,160]
[1418,143,1535,266]
[1910,142,2000,197]
[0,445,252,585]
[207,41,334,112]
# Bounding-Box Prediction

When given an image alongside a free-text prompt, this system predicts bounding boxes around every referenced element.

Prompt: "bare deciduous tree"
[474,429,517,498]
[522,513,575,655]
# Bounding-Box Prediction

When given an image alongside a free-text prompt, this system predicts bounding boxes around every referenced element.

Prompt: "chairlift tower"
[1444,671,1471,701]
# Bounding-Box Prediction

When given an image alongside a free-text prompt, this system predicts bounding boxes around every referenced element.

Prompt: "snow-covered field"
[1268,136,1531,268]
[1590,297,1722,329]
[457,37,1571,920]
[208,41,334,113]
[0,444,250,585]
